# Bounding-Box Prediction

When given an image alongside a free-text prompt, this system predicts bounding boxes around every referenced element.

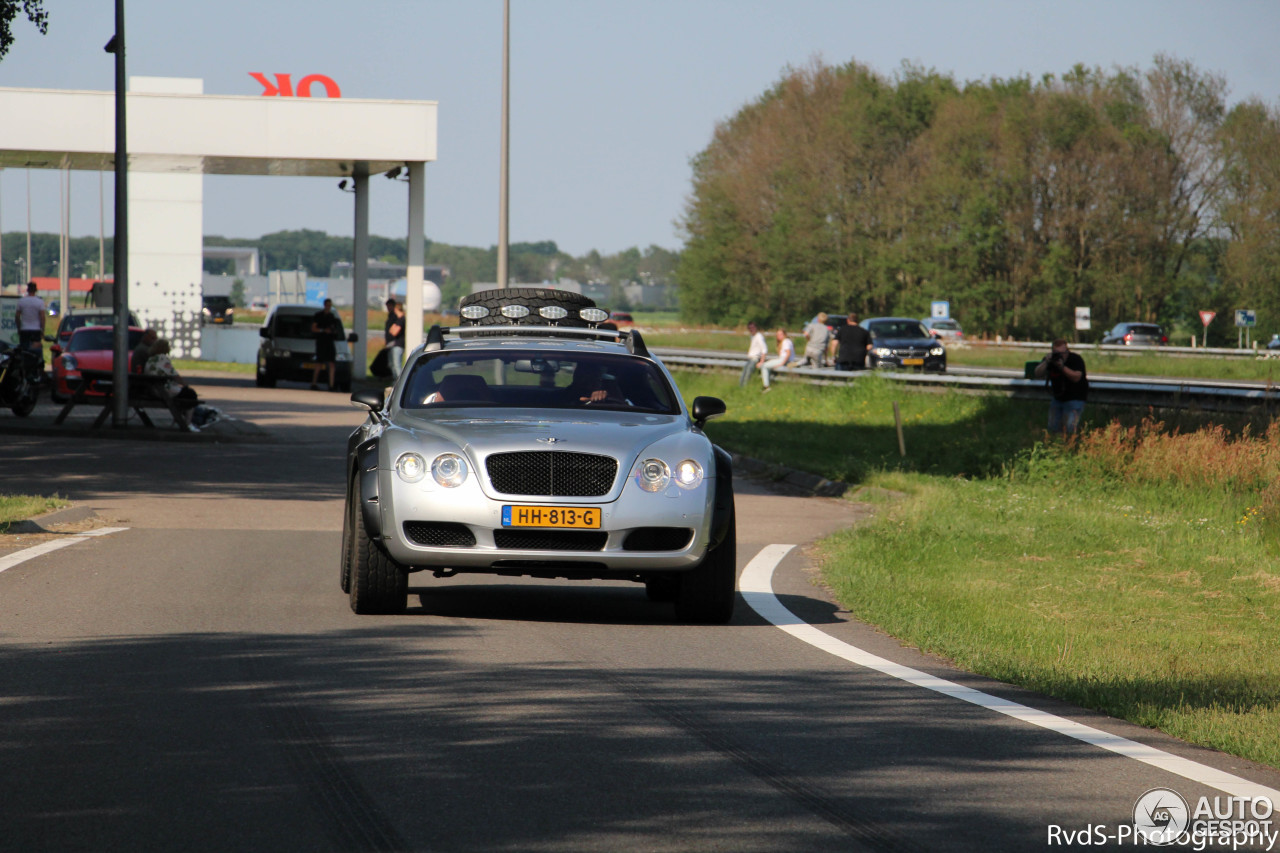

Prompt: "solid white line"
[0,527,129,575]
[740,544,1280,803]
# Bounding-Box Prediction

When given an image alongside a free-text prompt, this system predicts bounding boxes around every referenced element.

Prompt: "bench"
[54,369,195,430]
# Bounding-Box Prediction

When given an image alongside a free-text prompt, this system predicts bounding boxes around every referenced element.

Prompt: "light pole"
[106,0,130,427]
[496,0,510,289]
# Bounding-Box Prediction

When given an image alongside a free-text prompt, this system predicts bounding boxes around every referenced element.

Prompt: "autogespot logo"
[1134,787,1191,844]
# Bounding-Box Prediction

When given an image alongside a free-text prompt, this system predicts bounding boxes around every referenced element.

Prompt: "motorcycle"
[0,339,42,417]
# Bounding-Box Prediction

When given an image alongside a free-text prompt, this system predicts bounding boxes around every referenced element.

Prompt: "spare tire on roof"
[457,288,598,327]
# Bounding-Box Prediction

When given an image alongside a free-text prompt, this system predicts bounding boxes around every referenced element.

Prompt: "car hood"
[387,409,689,463]
[270,335,351,355]
[872,337,939,350]
[61,350,117,369]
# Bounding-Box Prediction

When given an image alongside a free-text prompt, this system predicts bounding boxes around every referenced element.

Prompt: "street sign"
[1199,311,1216,327]
[1235,309,1257,328]
[1074,306,1091,331]
[931,300,949,319]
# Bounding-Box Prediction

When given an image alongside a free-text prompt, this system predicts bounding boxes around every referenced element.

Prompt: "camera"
[1047,351,1066,367]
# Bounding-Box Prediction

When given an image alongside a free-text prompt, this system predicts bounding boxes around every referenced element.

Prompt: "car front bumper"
[376,467,716,575]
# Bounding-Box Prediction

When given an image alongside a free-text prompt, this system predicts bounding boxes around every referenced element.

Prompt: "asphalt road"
[1,377,1278,852]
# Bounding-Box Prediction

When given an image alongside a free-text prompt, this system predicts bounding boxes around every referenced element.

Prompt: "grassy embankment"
[672,369,1280,770]
[0,494,68,532]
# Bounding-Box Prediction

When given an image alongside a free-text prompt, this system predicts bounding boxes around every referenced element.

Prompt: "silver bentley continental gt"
[341,289,736,622]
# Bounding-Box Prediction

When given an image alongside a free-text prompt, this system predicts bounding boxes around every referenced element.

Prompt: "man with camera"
[1033,338,1088,435]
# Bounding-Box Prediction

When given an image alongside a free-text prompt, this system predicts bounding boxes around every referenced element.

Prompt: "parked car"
[608,310,634,327]
[922,317,963,341]
[202,295,234,326]
[256,304,358,391]
[1101,322,1167,345]
[51,325,145,403]
[863,317,947,371]
[340,287,737,621]
[249,298,269,311]
[1268,334,1280,351]
[52,308,141,352]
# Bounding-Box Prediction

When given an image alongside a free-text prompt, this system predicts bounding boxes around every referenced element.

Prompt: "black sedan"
[863,317,947,371]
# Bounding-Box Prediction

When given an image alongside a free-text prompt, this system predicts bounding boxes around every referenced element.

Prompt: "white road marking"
[740,544,1280,803]
[0,527,130,575]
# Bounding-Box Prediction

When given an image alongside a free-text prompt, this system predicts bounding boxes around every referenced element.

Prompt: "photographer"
[1034,338,1088,435]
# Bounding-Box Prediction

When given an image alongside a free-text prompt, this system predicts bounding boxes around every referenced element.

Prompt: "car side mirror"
[347,332,359,343]
[691,396,726,428]
[350,389,383,412]
[259,327,270,339]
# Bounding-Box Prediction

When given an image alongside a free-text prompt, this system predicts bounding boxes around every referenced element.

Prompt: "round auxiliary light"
[431,453,469,488]
[636,458,671,493]
[395,452,427,483]
[500,304,531,319]
[673,459,704,490]
[460,305,489,320]
[579,308,609,323]
[539,306,569,320]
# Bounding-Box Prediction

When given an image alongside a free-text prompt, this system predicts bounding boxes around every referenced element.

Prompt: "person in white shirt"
[739,322,769,386]
[15,281,47,371]
[760,328,795,391]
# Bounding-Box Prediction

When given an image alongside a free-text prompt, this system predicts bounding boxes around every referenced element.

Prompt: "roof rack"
[423,324,650,358]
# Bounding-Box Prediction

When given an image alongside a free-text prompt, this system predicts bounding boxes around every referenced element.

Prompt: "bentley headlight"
[431,453,469,488]
[673,459,704,490]
[396,452,427,483]
[929,346,945,356]
[636,458,670,492]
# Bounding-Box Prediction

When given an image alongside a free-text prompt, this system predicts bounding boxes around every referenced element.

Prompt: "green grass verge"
[671,370,1280,769]
[0,494,70,531]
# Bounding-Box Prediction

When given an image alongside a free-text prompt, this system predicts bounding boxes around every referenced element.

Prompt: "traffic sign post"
[931,301,949,319]
[1235,309,1257,349]
[1199,311,1216,348]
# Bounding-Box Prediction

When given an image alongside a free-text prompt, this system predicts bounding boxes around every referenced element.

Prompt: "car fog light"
[539,306,568,320]
[396,452,427,483]
[500,304,530,319]
[461,305,489,320]
[929,346,944,356]
[579,308,609,323]
[431,453,469,487]
[673,459,704,489]
[636,458,671,492]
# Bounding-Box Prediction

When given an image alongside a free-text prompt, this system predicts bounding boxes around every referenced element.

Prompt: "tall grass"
[669,369,1280,769]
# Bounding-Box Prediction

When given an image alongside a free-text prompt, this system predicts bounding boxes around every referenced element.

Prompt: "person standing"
[832,312,871,371]
[800,312,832,367]
[384,298,406,381]
[1033,338,1088,435]
[760,328,795,392]
[310,298,344,391]
[15,281,46,372]
[740,322,768,387]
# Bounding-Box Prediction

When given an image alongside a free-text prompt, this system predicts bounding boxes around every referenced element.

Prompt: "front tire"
[673,509,737,624]
[347,487,407,614]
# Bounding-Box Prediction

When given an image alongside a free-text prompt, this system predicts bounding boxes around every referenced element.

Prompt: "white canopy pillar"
[352,168,369,378]
[405,161,426,355]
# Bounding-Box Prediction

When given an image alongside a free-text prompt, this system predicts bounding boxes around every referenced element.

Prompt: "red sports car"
[51,326,145,403]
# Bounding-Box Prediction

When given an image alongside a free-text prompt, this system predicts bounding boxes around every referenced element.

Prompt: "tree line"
[678,55,1280,342]
[1,229,679,311]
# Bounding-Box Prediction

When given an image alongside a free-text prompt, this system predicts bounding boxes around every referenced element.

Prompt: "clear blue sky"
[1,0,1277,258]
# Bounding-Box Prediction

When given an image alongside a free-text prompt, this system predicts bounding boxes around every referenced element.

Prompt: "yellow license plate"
[502,506,601,529]
[902,358,924,366]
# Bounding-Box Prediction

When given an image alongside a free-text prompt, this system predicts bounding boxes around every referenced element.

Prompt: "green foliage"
[678,54,1270,340]
[0,0,46,62]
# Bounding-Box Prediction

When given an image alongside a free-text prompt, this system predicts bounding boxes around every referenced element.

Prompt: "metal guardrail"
[652,348,1280,412]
